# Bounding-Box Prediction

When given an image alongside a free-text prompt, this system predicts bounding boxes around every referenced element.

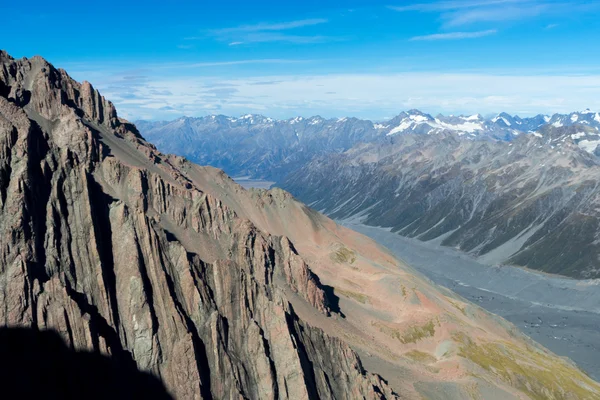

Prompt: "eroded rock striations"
[2,50,600,400]
[0,51,395,399]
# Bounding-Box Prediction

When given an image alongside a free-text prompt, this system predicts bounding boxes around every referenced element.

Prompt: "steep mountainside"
[281,128,600,278]
[2,51,600,399]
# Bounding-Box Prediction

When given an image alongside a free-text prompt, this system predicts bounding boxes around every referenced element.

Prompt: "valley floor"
[341,221,600,381]
[232,177,275,190]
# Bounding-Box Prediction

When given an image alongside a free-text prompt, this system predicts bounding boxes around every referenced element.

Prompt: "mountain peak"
[463,113,482,121]
[0,50,13,62]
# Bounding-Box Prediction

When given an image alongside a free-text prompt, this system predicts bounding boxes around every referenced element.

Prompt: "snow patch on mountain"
[578,139,600,153]
[387,120,414,135]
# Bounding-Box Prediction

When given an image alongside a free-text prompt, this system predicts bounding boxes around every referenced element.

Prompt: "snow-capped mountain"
[531,124,600,155]
[378,110,519,140]
[135,109,600,181]
[544,109,600,129]
[489,109,600,133]
[372,109,600,141]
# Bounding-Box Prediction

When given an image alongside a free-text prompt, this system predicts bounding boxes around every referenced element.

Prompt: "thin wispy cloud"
[176,59,312,68]
[226,33,334,45]
[212,18,328,34]
[389,0,579,27]
[410,29,497,41]
[443,4,548,26]
[389,0,524,12]
[196,18,332,46]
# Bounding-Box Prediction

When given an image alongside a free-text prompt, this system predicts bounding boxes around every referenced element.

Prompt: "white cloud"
[390,0,587,27]
[157,59,310,68]
[224,33,335,45]
[211,18,328,34]
[442,4,547,26]
[389,0,525,12]
[410,29,497,40]
[76,66,600,120]
[196,18,333,45]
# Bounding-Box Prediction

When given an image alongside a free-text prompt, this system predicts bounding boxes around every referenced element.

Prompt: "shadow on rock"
[0,327,173,400]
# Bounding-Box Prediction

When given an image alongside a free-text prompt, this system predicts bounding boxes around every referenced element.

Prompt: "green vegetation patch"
[336,288,369,304]
[448,299,467,317]
[372,320,436,344]
[330,245,356,264]
[405,350,437,364]
[400,320,436,344]
[456,335,600,400]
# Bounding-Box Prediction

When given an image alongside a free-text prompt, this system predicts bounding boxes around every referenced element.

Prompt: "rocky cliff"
[1,50,599,399]
[0,51,395,399]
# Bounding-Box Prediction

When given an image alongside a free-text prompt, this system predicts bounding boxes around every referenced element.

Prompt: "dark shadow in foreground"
[0,327,173,400]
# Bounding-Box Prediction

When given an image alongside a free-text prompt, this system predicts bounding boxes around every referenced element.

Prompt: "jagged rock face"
[281,130,600,278]
[2,50,600,400]
[0,51,396,399]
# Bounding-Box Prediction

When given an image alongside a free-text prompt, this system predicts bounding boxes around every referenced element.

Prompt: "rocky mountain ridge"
[136,108,600,181]
[0,50,394,399]
[281,126,600,278]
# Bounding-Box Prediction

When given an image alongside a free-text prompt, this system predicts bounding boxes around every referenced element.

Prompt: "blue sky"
[3,0,600,120]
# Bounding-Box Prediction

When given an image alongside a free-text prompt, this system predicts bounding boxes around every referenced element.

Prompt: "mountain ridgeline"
[136,115,380,181]
[137,108,600,181]
[281,128,600,278]
[3,50,600,399]
[139,110,600,279]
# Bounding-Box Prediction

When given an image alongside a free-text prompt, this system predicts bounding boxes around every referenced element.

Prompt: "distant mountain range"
[137,109,600,180]
[136,115,379,180]
[137,109,600,278]
[281,125,600,278]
